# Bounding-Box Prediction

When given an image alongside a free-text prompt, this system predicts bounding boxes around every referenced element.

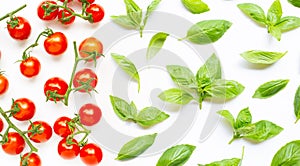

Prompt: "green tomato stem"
[0,4,26,21]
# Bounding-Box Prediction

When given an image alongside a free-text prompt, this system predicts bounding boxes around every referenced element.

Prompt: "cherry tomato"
[44,32,68,56]
[2,132,25,155]
[80,143,103,165]
[58,138,80,160]
[37,1,59,21]
[73,68,98,93]
[79,37,103,62]
[78,0,95,3]
[7,16,31,40]
[86,4,105,23]
[58,8,75,25]
[0,118,4,132]
[79,103,102,126]
[44,77,68,101]
[12,98,36,121]
[0,74,9,95]
[20,153,42,166]
[54,116,74,137]
[20,56,41,78]
[28,121,52,143]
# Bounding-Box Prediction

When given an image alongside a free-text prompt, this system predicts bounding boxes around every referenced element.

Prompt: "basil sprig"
[181,0,209,14]
[253,79,289,99]
[271,140,300,166]
[240,50,287,65]
[147,32,169,60]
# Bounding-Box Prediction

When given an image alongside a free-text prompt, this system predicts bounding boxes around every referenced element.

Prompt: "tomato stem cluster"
[67,114,91,146]
[0,4,26,22]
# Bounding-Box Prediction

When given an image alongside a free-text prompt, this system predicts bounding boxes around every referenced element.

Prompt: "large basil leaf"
[271,140,300,166]
[158,88,194,105]
[167,65,197,89]
[206,79,245,100]
[237,3,266,25]
[240,50,287,65]
[124,0,142,26]
[146,32,169,59]
[253,79,289,99]
[288,0,300,7]
[136,107,169,127]
[276,16,300,32]
[267,0,282,25]
[235,107,252,129]
[294,86,300,123]
[198,158,241,166]
[217,110,235,128]
[110,95,137,120]
[181,0,209,14]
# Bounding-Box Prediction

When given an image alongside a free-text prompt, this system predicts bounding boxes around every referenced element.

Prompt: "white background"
[1,0,300,165]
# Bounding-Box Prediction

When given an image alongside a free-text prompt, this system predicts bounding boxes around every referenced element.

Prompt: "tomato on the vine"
[7,16,31,40]
[2,132,25,155]
[58,138,80,160]
[73,68,98,93]
[78,0,95,4]
[0,118,3,132]
[44,77,68,101]
[44,32,68,56]
[20,153,42,166]
[54,116,74,137]
[79,37,103,62]
[80,143,103,165]
[86,4,105,23]
[58,8,76,25]
[0,74,9,95]
[20,56,41,78]
[37,1,59,21]
[12,98,36,121]
[28,121,52,143]
[79,103,102,126]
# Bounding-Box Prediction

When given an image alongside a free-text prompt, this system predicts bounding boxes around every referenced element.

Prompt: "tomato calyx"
[27,122,44,138]
[41,1,59,18]
[73,77,98,94]
[0,4,26,22]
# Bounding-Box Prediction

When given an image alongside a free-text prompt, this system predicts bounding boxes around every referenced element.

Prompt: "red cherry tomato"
[78,0,95,3]
[37,1,59,21]
[54,116,74,137]
[20,56,41,78]
[7,16,31,40]
[12,98,36,121]
[20,153,42,166]
[2,132,25,155]
[0,74,9,95]
[79,37,103,62]
[80,143,103,165]
[79,103,102,126]
[86,4,105,23]
[28,121,52,143]
[0,118,3,132]
[73,68,98,93]
[58,138,80,160]
[44,32,68,56]
[44,77,68,101]
[58,8,75,25]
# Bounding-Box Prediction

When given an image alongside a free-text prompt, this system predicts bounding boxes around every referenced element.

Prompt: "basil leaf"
[271,140,300,166]
[136,107,169,127]
[294,86,300,123]
[143,0,161,26]
[182,20,232,44]
[217,110,235,128]
[253,79,289,99]
[235,107,252,129]
[268,25,282,41]
[276,16,300,32]
[116,133,157,160]
[207,80,245,100]
[240,50,287,65]
[110,95,137,120]
[111,15,139,29]
[124,0,142,26]
[111,53,140,92]
[167,65,197,89]
[198,158,241,166]
[288,0,300,7]
[146,32,169,60]
[181,0,209,14]
[159,88,194,105]
[267,0,282,25]
[156,144,196,166]
[237,3,267,25]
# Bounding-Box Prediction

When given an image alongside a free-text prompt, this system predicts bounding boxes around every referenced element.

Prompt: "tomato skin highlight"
[12,98,36,121]
[44,32,68,56]
[73,68,98,93]
[2,132,25,155]
[79,103,102,126]
[80,143,103,165]
[20,56,41,78]
[7,16,31,40]
[44,77,68,101]
[28,121,53,143]
[0,74,9,95]
[58,138,80,160]
[20,153,42,166]
[54,116,74,137]
[37,1,59,21]
[79,37,103,62]
[58,8,76,25]
[86,4,105,23]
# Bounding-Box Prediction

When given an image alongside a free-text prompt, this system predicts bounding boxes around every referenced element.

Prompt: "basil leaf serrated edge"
[237,3,267,26]
[240,50,287,65]
[294,85,300,123]
[253,79,289,99]
[181,0,210,14]
[136,107,169,127]
[159,88,194,105]
[110,95,137,120]
[271,140,300,166]
[116,133,157,160]
[146,32,169,60]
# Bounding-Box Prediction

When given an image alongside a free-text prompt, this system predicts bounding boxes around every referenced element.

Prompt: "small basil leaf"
[268,25,282,41]
[182,20,232,44]
[235,107,252,129]
[237,3,267,26]
[166,65,197,89]
[159,88,194,105]
[116,133,157,160]
[111,15,139,29]
[271,140,300,166]
[136,107,169,127]
[124,0,142,26]
[143,0,161,26]
[198,158,241,166]
[267,0,282,25]
[111,53,140,92]
[217,110,235,128]
[253,79,289,99]
[288,0,300,7]
[240,50,287,65]
[206,79,245,100]
[146,32,169,60]
[156,144,196,166]
[276,16,300,32]
[294,86,300,123]
[181,0,209,14]
[110,96,136,120]
[130,101,138,118]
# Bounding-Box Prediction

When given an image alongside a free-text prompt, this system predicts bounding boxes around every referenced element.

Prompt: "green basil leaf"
[143,0,161,26]
[288,0,300,7]
[156,144,196,166]
[294,86,300,123]
[116,133,157,160]
[110,96,137,120]
[237,3,267,25]
[181,0,209,14]
[271,140,300,166]
[182,20,232,44]
[217,110,235,128]
[124,0,142,26]
[159,88,194,105]
[267,0,282,25]
[146,32,169,60]
[268,25,282,41]
[253,79,289,99]
[166,65,197,89]
[198,158,241,166]
[111,15,139,29]
[206,80,245,100]
[235,107,252,129]
[111,53,140,92]
[240,50,287,65]
[275,16,300,32]
[136,107,169,127]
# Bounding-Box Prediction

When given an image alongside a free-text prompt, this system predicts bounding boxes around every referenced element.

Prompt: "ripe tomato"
[79,103,102,126]
[58,138,80,160]
[78,0,95,3]
[73,68,98,93]
[20,153,41,166]
[0,74,9,95]
[0,118,3,132]
[58,8,75,25]
[28,121,52,143]
[44,77,68,101]
[44,32,68,56]
[12,98,36,121]
[86,4,105,23]
[79,37,103,62]
[7,16,31,40]
[80,143,103,165]
[54,116,74,137]
[37,1,58,21]
[20,56,41,78]
[2,132,25,155]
